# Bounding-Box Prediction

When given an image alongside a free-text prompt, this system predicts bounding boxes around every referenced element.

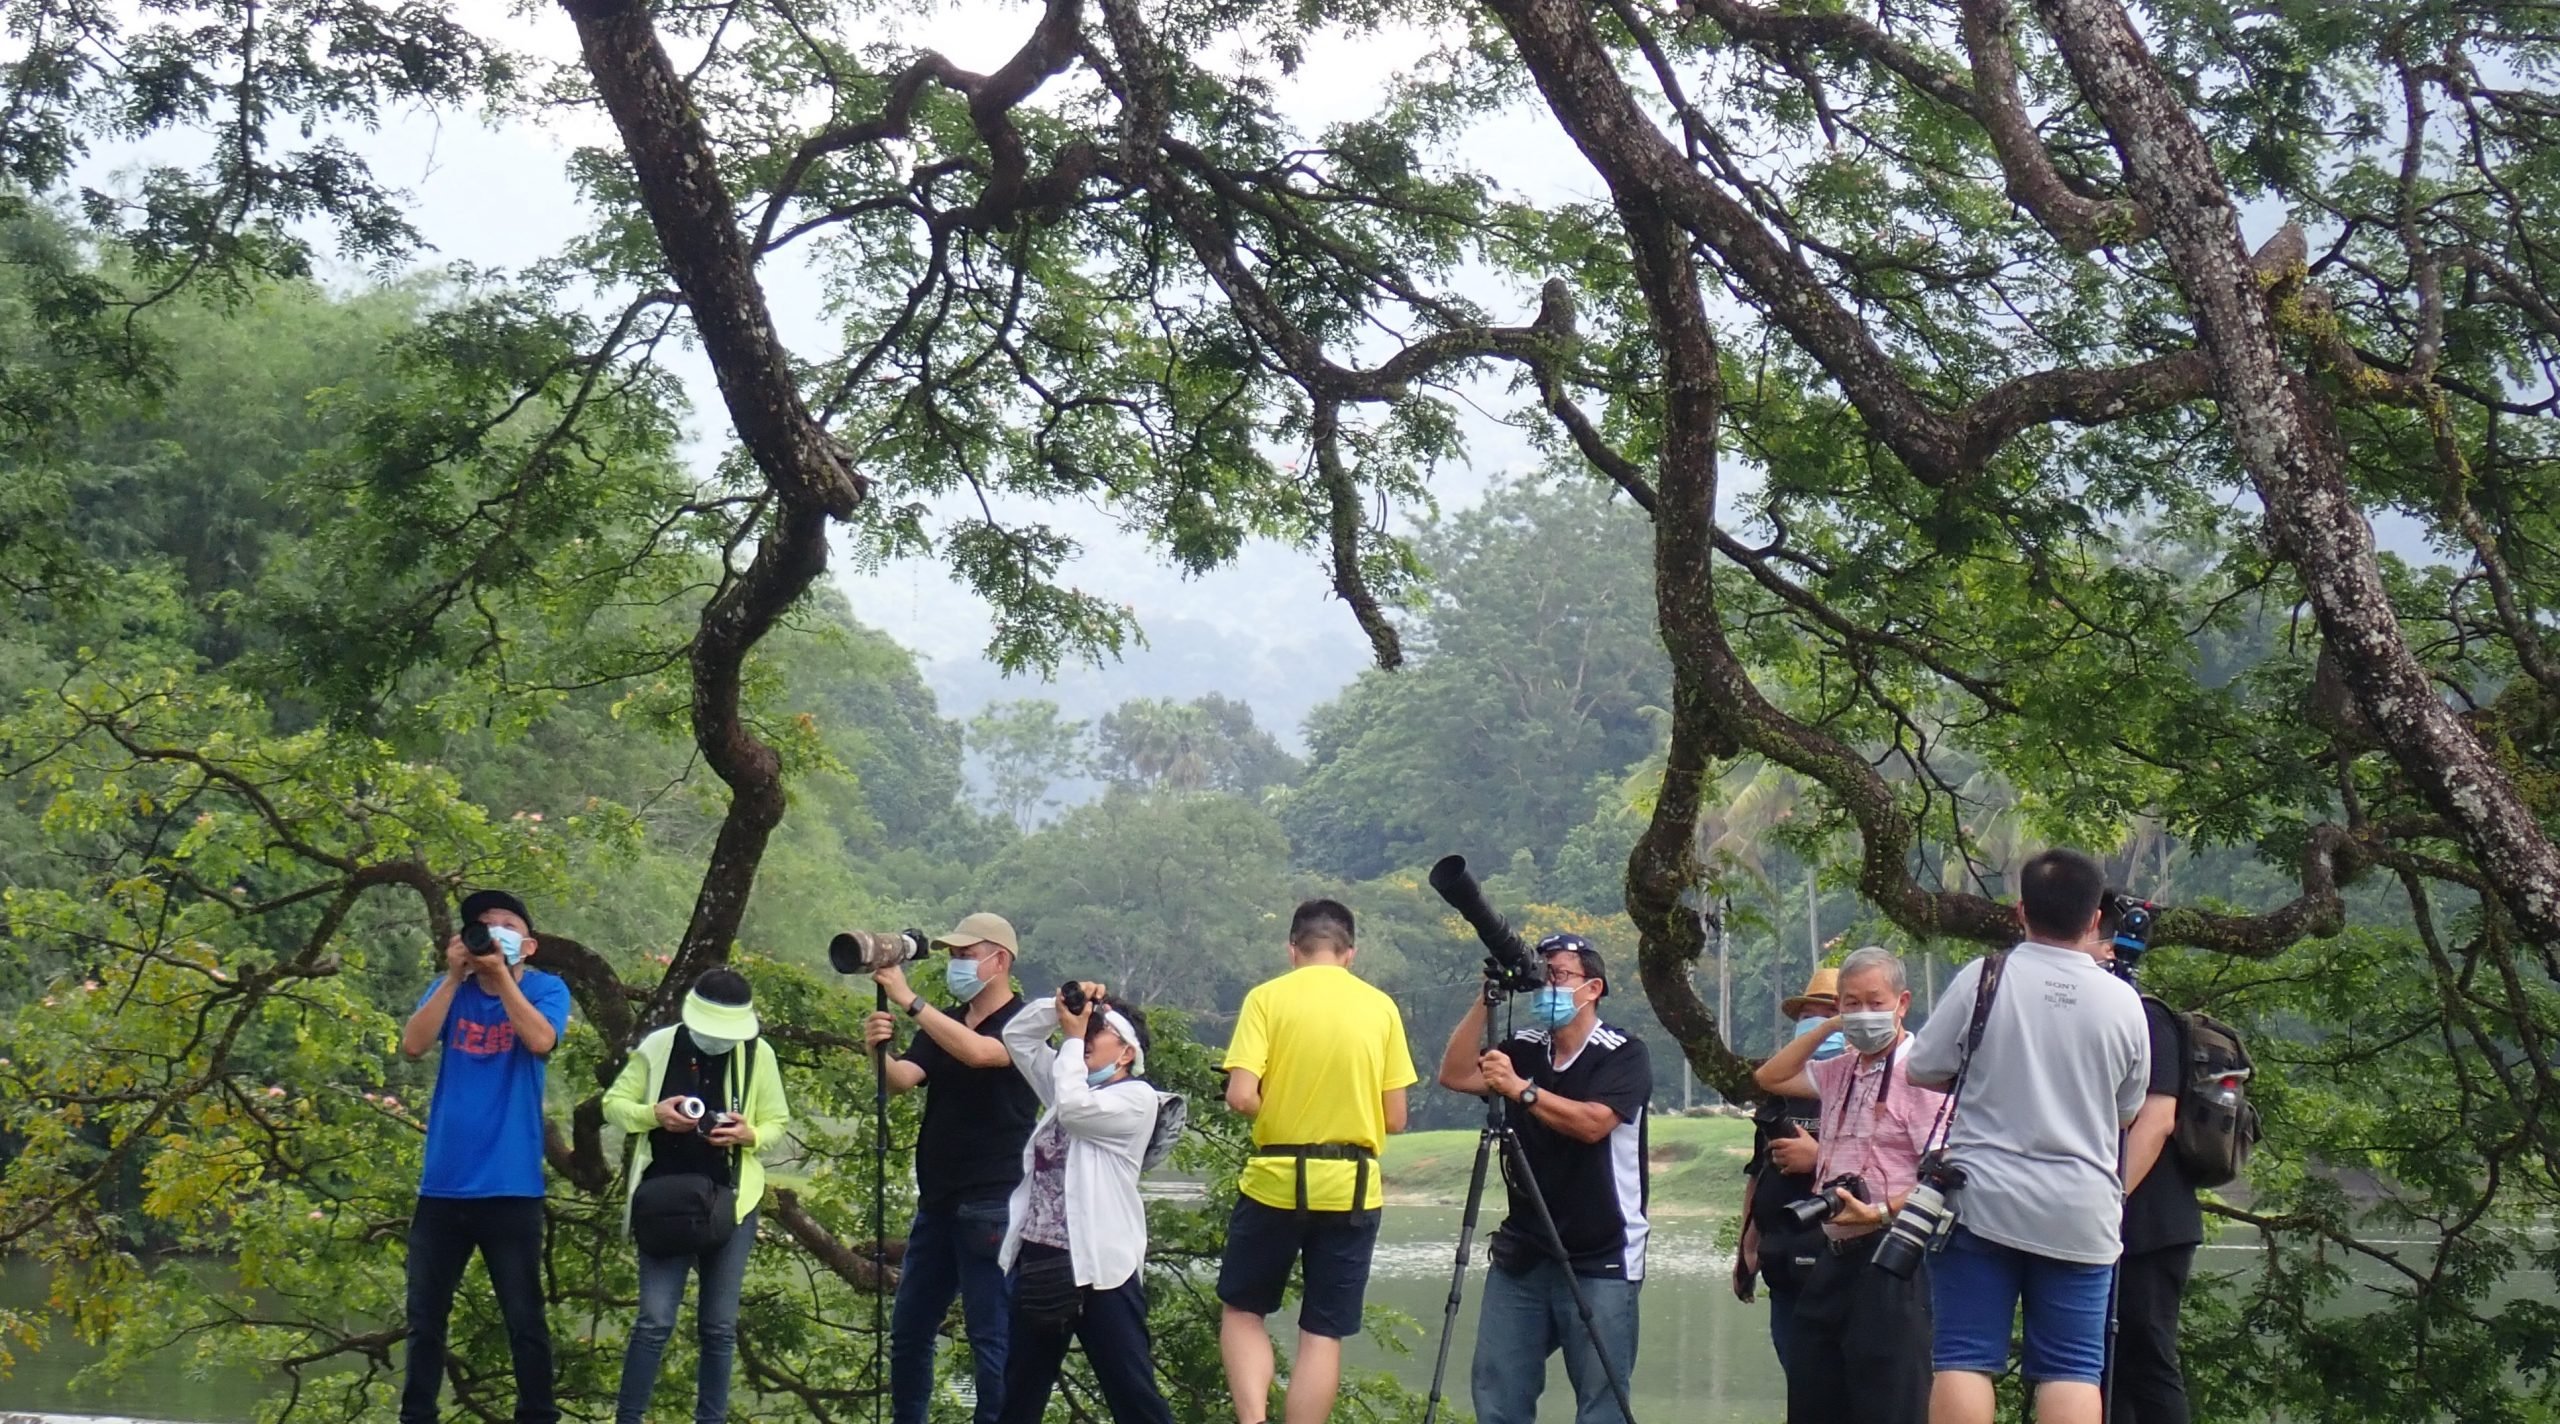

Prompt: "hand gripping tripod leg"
[1419,984,1640,1424]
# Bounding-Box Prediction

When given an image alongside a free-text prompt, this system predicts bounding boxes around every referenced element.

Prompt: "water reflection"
[1352,1207,1784,1423]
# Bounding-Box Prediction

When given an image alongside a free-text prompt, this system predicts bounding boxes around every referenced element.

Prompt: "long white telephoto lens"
[828,929,925,974]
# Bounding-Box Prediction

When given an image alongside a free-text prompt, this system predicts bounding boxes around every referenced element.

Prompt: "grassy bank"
[1382,1113,1753,1216]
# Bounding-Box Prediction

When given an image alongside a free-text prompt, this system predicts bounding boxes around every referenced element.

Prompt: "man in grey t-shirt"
[1907,849,2147,1424]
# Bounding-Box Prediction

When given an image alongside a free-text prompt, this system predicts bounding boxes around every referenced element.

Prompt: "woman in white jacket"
[995,982,1177,1424]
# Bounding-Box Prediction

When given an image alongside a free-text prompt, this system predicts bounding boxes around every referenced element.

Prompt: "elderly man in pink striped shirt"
[1754,946,1948,1424]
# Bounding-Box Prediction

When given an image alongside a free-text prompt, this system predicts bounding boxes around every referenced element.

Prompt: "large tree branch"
[1484,0,2203,489]
[2029,0,2560,946]
[559,0,864,522]
[1613,187,1755,1101]
[1954,0,2148,251]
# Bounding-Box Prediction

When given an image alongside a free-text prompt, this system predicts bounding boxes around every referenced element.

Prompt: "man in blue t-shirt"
[397,889,574,1424]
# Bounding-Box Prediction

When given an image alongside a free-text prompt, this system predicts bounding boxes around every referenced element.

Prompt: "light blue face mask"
[487,925,526,967]
[1796,1016,1848,1061]
[1086,1062,1122,1087]
[945,957,985,1000]
[1530,986,1580,1029]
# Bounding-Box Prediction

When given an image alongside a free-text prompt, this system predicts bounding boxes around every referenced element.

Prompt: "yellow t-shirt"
[1223,963,1419,1211]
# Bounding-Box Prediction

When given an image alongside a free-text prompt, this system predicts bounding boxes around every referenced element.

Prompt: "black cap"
[1533,932,1608,997]
[459,889,534,933]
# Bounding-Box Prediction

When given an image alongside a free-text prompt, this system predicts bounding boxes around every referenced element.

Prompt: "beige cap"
[1781,966,1840,1019]
[933,911,1019,955]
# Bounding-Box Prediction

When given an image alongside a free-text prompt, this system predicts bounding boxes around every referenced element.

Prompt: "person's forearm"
[601,1050,658,1131]
[908,999,1008,1067]
[2123,1114,2174,1192]
[879,1055,927,1095]
[1753,1024,1824,1095]
[1437,999,1490,1090]
[1525,1090,1620,1144]
[489,973,558,1055]
[1225,1070,1262,1116]
[400,976,461,1058]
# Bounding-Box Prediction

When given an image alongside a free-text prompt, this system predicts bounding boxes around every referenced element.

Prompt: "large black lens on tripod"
[1428,855,1538,976]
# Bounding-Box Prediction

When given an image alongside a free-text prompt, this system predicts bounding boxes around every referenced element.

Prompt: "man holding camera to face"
[1753,947,1948,1424]
[865,911,1043,1424]
[1436,934,1651,1424]
[1907,850,2150,1424]
[396,889,574,1424]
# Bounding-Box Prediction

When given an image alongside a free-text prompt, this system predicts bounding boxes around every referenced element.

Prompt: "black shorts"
[1214,1196,1383,1339]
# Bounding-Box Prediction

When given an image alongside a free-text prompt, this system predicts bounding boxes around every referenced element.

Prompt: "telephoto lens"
[461,921,498,956]
[676,1095,707,1125]
[1059,980,1096,1014]
[1872,1161,1965,1278]
[827,928,928,975]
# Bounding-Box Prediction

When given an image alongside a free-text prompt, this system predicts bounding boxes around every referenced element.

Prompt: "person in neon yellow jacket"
[601,969,792,1424]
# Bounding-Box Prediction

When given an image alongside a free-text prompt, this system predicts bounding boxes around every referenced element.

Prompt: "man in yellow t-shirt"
[1218,898,1418,1424]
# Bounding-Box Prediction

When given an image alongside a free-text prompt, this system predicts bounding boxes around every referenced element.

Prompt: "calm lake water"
[0,1210,2423,1423]
[0,1212,1777,1423]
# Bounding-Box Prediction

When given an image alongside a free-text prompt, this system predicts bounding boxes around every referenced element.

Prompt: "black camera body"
[1871,1152,1966,1278]
[1781,1171,1874,1229]
[1059,980,1104,1015]
[461,920,500,957]
[828,928,929,975]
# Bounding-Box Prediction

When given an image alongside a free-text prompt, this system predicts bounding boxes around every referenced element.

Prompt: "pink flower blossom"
[81,979,100,992]
[265,1086,285,1098]
[529,812,544,823]
[382,1095,401,1108]
[307,1210,325,1221]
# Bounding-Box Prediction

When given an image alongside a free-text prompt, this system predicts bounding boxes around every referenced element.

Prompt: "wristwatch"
[903,995,925,1017]
[1518,1085,1542,1107]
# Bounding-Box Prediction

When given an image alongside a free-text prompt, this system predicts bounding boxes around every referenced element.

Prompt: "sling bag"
[629,1030,757,1258]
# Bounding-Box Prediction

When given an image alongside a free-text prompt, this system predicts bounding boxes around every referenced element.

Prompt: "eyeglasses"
[1543,969,1592,988]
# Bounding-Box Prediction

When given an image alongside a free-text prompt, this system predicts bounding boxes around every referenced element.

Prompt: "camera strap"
[1922,950,2009,1154]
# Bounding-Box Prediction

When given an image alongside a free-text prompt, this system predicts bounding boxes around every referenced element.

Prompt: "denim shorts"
[1928,1226,2113,1384]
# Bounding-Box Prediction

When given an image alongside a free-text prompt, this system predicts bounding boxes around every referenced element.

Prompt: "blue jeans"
[614,1208,759,1424]
[1469,1259,1641,1424]
[891,1197,1014,1424]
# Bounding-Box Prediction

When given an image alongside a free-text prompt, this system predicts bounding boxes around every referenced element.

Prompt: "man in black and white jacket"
[1437,935,1651,1424]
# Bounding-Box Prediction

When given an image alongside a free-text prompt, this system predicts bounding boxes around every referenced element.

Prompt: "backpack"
[2147,997,2259,1189]
[1140,1091,1188,1172]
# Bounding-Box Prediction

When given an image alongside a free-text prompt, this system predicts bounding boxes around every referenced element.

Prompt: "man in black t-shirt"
[2113,996,2202,1424]
[1733,967,1844,1391]
[1437,936,1650,1424]
[865,911,1043,1424]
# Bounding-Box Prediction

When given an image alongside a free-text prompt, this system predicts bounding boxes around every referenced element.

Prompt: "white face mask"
[1839,1010,1899,1054]
[690,1032,740,1055]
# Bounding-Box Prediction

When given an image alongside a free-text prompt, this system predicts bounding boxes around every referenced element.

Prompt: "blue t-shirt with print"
[415,970,573,1199]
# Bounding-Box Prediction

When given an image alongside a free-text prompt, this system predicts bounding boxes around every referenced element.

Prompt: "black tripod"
[872,981,890,1424]
[1419,973,1641,1424]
